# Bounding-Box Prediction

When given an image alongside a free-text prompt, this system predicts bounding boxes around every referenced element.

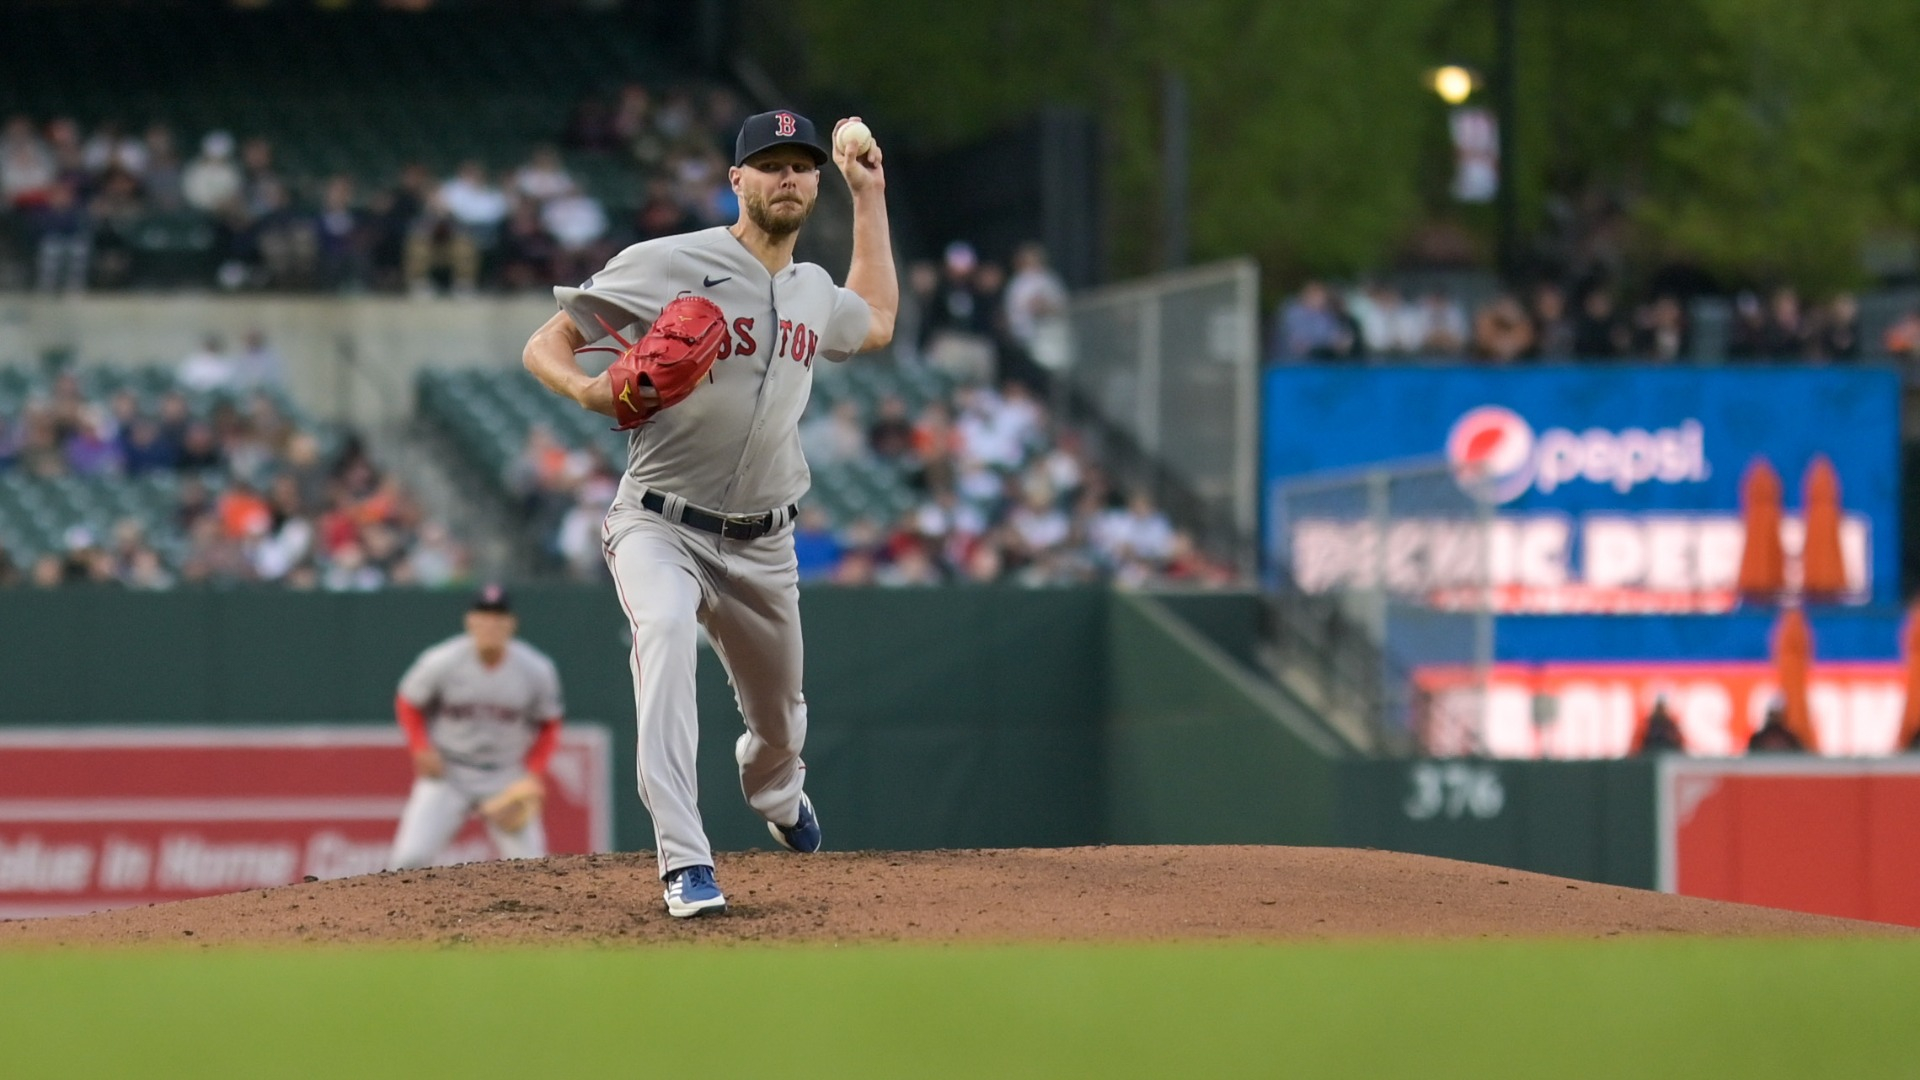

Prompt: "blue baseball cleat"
[768,792,822,854]
[663,865,727,918]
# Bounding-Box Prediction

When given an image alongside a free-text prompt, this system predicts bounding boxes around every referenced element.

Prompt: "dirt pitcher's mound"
[0,846,1898,947]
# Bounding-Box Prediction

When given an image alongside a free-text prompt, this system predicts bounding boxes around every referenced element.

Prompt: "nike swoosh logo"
[703,275,732,288]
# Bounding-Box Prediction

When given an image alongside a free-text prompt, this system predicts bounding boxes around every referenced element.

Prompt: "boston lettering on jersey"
[553,226,871,513]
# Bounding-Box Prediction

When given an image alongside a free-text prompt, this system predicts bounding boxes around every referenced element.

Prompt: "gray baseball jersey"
[396,636,564,770]
[553,226,872,513]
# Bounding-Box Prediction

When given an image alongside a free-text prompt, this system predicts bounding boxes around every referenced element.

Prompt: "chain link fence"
[1060,259,1259,571]
[1269,459,1496,752]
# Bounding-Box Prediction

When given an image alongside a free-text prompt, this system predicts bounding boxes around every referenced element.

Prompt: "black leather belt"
[640,490,796,541]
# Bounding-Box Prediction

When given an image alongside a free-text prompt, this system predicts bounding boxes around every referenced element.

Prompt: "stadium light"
[1428,65,1477,105]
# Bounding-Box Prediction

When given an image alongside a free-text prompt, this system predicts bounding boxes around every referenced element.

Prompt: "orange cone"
[1737,458,1786,600]
[1772,608,1817,752]
[1801,455,1847,600]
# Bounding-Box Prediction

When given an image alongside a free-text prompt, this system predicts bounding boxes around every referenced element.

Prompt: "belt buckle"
[719,511,766,540]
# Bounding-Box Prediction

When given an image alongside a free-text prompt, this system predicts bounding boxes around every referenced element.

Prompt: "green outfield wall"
[0,586,1657,886]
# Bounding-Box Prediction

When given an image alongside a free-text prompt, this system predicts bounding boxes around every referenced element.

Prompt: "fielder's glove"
[578,295,729,430]
[480,776,545,834]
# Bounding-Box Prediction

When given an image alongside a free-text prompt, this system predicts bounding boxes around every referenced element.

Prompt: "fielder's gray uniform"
[389,636,566,869]
[553,226,870,878]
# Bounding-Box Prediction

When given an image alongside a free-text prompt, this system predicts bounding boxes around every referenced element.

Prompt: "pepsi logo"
[1447,406,1535,503]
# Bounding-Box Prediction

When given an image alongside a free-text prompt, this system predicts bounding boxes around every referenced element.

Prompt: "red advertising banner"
[0,726,613,918]
[1416,661,1906,759]
[1658,758,1920,927]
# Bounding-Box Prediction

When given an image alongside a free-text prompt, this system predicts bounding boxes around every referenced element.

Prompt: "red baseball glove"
[577,295,728,430]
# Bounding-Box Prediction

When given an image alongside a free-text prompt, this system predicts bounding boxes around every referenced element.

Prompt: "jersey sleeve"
[533,655,565,723]
[553,240,676,345]
[819,285,873,362]
[395,645,446,709]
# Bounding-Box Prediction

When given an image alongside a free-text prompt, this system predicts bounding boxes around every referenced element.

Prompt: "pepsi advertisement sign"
[1264,366,1901,613]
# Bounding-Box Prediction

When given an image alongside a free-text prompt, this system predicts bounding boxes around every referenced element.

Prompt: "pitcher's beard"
[744,191,813,237]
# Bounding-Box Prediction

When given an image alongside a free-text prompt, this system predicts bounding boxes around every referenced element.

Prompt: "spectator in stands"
[1414,291,1469,355]
[315,176,373,291]
[921,242,996,382]
[141,124,184,211]
[251,473,312,582]
[178,334,239,393]
[1726,291,1768,359]
[541,183,611,285]
[86,168,143,289]
[1,115,56,207]
[801,400,869,467]
[63,407,122,476]
[1472,294,1535,364]
[1572,287,1629,357]
[1529,284,1576,360]
[497,198,558,290]
[553,472,615,583]
[123,546,174,590]
[29,180,90,292]
[43,118,85,193]
[439,161,510,244]
[249,178,320,289]
[404,192,481,296]
[1094,491,1176,569]
[371,163,434,288]
[1814,294,1861,361]
[610,83,655,145]
[119,414,175,474]
[181,131,242,214]
[176,421,224,471]
[1760,287,1808,359]
[29,552,63,588]
[1003,242,1069,375]
[239,137,284,220]
[1274,281,1350,360]
[406,521,466,588]
[792,506,842,582]
[82,121,146,179]
[513,146,575,204]
[1634,295,1688,362]
[234,330,287,391]
[866,395,915,462]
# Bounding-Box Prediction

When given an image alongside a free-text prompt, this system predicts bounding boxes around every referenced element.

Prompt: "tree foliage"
[783,0,1920,290]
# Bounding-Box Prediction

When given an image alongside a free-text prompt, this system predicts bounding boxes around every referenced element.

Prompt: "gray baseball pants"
[389,763,547,870]
[602,500,808,879]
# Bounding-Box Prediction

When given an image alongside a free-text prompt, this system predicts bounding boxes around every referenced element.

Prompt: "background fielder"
[521,109,897,917]
[388,585,566,870]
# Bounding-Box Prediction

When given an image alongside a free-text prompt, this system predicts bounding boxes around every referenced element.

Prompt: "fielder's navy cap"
[470,583,513,614]
[735,110,829,167]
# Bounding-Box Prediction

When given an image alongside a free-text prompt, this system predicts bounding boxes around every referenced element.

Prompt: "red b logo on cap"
[775,112,797,137]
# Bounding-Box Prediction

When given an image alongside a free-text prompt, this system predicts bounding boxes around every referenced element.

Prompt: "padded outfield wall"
[0,586,1657,888]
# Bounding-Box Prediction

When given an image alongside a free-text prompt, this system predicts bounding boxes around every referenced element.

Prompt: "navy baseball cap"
[470,583,513,614]
[735,110,829,167]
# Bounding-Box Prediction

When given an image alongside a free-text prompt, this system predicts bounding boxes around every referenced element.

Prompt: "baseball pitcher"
[388,585,566,870]
[521,110,897,916]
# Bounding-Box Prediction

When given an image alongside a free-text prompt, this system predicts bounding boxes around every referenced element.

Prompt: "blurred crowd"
[490,230,1227,590]
[0,341,464,590]
[0,86,748,293]
[511,377,1233,590]
[904,240,1070,391]
[1271,280,1869,365]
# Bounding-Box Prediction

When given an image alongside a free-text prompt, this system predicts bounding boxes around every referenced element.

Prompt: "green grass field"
[3,938,1915,1078]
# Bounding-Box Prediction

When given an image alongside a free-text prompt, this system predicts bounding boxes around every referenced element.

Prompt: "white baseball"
[836,120,875,158]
